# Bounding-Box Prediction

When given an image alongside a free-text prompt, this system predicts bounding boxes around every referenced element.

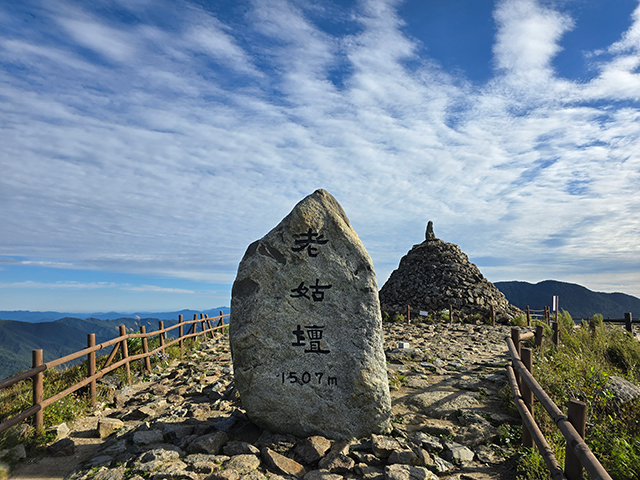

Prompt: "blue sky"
[2,0,640,313]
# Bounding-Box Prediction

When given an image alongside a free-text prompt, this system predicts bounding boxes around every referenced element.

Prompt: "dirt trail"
[7,322,522,480]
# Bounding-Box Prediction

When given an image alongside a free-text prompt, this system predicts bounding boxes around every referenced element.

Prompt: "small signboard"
[552,295,559,312]
[419,311,429,316]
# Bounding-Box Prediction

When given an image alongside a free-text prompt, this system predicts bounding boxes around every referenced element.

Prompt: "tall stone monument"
[230,189,391,440]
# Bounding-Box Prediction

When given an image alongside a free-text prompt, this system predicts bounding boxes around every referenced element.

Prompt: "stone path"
[6,322,525,480]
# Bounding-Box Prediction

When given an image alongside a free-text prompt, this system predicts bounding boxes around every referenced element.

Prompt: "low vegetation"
[506,311,640,480]
[0,331,196,453]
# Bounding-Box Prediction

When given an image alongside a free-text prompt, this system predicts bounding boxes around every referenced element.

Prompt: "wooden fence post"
[526,306,531,326]
[118,325,131,383]
[535,325,544,350]
[490,304,495,326]
[625,312,633,333]
[552,322,559,346]
[407,305,411,324]
[32,349,44,433]
[521,348,534,448]
[218,310,224,327]
[159,321,165,354]
[511,328,521,386]
[565,400,587,480]
[178,315,184,354]
[449,305,454,324]
[87,334,96,406]
[199,314,206,338]
[140,326,151,373]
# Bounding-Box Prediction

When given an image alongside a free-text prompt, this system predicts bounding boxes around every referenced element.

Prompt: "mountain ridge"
[494,280,640,319]
[0,307,230,323]
[0,307,230,381]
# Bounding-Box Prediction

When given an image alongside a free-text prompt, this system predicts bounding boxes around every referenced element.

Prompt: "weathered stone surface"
[223,441,260,456]
[384,464,438,480]
[47,423,70,441]
[98,418,125,438]
[317,451,354,473]
[0,461,9,480]
[294,436,331,464]
[371,435,404,459]
[224,454,261,475]
[379,222,521,323]
[133,430,164,445]
[261,448,306,478]
[441,441,474,465]
[230,189,391,439]
[407,390,479,419]
[93,466,126,480]
[187,431,229,455]
[603,375,640,407]
[47,438,75,457]
[303,470,343,480]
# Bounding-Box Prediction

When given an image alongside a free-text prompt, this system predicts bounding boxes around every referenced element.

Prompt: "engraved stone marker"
[230,189,391,439]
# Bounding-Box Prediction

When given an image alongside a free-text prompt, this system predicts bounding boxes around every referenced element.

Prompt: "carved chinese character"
[292,325,306,347]
[304,325,330,354]
[290,282,310,299]
[290,279,332,301]
[292,228,328,257]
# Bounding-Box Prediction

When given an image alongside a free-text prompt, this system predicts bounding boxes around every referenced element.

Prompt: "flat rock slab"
[230,189,391,439]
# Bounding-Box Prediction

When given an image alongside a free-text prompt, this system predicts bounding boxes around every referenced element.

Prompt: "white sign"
[419,311,429,316]
[552,295,559,312]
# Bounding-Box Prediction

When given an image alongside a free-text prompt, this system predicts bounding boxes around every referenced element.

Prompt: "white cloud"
[126,285,196,294]
[2,0,640,306]
[493,0,574,80]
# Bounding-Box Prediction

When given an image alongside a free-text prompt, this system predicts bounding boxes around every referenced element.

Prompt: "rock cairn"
[5,322,524,480]
[379,222,521,323]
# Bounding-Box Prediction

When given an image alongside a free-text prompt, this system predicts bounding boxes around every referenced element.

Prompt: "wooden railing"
[506,327,612,480]
[0,312,229,435]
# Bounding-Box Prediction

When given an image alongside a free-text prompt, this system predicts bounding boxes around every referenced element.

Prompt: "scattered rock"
[294,436,331,464]
[47,423,70,441]
[98,418,125,438]
[261,448,306,478]
[384,464,438,480]
[47,438,75,457]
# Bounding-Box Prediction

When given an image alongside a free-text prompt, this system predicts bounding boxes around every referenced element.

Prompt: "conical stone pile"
[379,222,521,323]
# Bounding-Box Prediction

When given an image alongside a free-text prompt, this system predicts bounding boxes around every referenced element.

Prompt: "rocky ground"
[4,321,526,480]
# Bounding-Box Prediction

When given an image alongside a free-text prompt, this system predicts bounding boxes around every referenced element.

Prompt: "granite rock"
[230,189,391,439]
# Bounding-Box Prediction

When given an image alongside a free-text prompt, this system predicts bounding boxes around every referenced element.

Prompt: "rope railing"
[0,312,230,435]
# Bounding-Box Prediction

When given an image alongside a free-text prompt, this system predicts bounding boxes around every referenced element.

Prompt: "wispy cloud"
[1,0,640,303]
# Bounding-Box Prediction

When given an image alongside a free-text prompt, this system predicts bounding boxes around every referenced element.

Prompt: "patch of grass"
[511,316,640,480]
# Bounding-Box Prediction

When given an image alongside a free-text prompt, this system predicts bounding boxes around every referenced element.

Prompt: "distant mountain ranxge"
[0,307,230,381]
[494,280,640,320]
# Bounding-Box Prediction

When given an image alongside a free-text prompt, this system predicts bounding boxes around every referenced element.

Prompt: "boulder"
[230,189,391,439]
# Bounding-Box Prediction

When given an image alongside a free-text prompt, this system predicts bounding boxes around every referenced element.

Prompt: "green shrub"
[590,313,604,329]
[516,322,640,480]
